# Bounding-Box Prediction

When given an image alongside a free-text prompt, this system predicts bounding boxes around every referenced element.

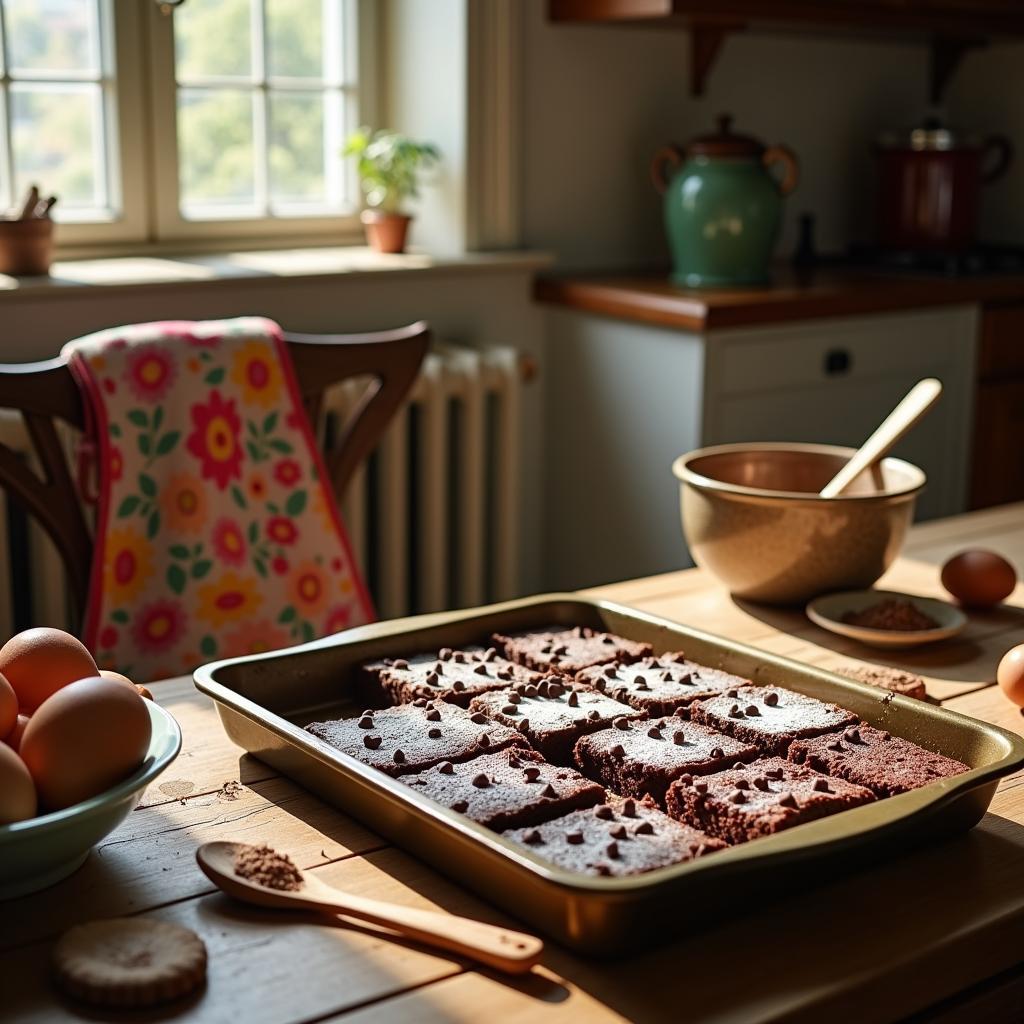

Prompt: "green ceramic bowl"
[0,701,181,899]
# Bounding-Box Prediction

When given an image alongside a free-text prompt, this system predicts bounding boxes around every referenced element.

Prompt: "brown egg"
[0,671,16,740]
[0,628,98,712]
[941,550,1017,608]
[99,669,153,702]
[0,741,37,823]
[20,676,151,810]
[998,645,1024,707]
[3,713,30,753]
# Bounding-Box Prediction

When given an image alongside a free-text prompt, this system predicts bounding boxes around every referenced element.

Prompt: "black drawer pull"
[824,349,852,376]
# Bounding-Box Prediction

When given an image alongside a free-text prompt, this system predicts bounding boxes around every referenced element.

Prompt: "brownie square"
[305,699,530,777]
[400,747,605,831]
[364,646,543,708]
[469,678,644,764]
[789,723,969,797]
[573,716,759,806]
[492,625,651,675]
[502,795,726,877]
[576,654,753,718]
[690,685,858,756]
[666,757,875,845]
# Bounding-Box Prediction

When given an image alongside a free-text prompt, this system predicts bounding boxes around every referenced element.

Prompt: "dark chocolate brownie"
[502,795,726,877]
[492,625,652,675]
[573,716,759,806]
[835,665,928,701]
[789,723,969,797]
[400,747,605,831]
[665,756,875,845]
[576,654,753,718]
[364,646,543,708]
[469,678,644,764]
[690,685,858,756]
[305,699,530,777]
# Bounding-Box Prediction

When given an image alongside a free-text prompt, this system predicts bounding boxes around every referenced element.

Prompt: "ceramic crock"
[652,115,798,288]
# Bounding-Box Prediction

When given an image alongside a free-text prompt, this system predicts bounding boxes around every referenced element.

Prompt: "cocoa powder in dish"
[842,599,939,632]
[233,844,304,891]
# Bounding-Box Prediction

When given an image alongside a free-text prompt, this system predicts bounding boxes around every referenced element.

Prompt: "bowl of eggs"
[0,628,181,899]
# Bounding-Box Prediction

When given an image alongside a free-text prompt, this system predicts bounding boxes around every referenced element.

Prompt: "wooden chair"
[0,321,430,627]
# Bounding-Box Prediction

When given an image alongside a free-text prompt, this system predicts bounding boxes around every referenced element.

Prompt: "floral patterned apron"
[64,317,374,682]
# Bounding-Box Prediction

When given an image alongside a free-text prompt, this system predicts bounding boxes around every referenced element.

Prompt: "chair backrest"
[0,320,430,625]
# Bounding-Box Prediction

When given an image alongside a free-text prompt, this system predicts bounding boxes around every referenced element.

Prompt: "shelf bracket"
[690,23,735,98]
[929,35,984,105]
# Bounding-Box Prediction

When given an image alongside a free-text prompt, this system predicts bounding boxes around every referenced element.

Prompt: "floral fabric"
[64,317,374,682]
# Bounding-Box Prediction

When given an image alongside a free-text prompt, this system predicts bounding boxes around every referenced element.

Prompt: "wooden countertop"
[7,503,1024,1023]
[535,267,1024,332]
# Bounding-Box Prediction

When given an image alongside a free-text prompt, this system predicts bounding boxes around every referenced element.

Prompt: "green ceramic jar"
[652,115,799,288]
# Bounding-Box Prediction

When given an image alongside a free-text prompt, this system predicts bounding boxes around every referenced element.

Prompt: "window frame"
[145,0,373,245]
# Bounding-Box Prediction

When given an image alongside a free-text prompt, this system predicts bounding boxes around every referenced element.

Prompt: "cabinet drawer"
[715,309,972,396]
[979,305,1024,379]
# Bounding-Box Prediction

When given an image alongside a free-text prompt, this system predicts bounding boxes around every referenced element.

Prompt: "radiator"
[0,344,526,634]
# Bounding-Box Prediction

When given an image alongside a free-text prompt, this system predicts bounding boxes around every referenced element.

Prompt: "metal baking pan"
[193,594,1024,956]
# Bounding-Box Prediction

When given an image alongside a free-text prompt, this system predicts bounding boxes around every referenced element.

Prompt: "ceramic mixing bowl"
[0,700,181,899]
[672,442,926,605]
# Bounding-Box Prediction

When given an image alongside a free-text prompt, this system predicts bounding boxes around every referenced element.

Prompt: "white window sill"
[0,246,552,299]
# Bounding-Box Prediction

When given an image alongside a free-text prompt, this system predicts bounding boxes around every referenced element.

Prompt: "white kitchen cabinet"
[544,305,977,590]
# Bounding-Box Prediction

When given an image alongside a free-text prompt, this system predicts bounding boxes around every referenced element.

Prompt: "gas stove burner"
[846,243,1024,277]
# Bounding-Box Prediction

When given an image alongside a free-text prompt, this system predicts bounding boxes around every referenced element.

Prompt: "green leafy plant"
[343,128,440,214]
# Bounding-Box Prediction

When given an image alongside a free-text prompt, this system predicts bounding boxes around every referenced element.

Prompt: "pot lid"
[877,116,980,151]
[687,114,764,158]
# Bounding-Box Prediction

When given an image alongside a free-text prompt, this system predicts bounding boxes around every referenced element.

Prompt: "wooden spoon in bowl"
[196,840,543,974]
[819,378,942,498]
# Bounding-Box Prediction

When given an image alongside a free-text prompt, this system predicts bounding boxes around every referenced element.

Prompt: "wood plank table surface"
[6,503,1024,1023]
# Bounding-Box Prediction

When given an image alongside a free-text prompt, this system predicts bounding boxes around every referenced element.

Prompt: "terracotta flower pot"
[360,210,412,254]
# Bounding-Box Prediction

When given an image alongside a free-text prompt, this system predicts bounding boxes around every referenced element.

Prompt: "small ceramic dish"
[0,700,181,899]
[806,589,967,649]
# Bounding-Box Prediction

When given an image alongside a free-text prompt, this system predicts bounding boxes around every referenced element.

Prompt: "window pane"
[4,0,99,74]
[10,85,102,209]
[269,92,325,205]
[174,0,253,80]
[178,89,255,212]
[266,0,322,79]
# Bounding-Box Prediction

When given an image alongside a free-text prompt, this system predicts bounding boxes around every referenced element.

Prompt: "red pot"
[875,121,1012,251]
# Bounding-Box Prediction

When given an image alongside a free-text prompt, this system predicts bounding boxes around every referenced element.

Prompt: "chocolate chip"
[363,734,382,749]
[594,804,614,819]
[554,645,568,656]
[744,705,760,717]
[622,799,637,817]
[438,761,454,774]
[497,667,513,680]
[672,730,686,745]
[540,643,553,654]
[523,829,542,844]
[764,691,779,707]
[726,688,739,698]
[610,743,626,757]
[673,653,688,664]
[426,672,440,686]
[393,659,409,670]
[734,777,750,790]
[596,864,611,876]
[660,671,673,683]
[472,773,490,788]
[523,685,538,698]
[592,678,607,692]
[502,703,519,715]
[634,674,650,691]
[411,700,427,708]
[393,749,406,763]
[474,664,489,676]
[733,762,745,770]
[438,649,451,661]
[729,704,744,718]
[358,715,374,729]
[433,662,445,675]
[453,651,467,664]
[452,680,466,692]
[710,746,724,759]
[609,823,627,839]
[845,727,862,744]
[606,841,620,859]
[587,710,601,722]
[536,681,550,698]
[425,708,441,721]
[634,820,654,835]
[754,777,770,791]
[674,706,688,718]
[678,774,693,786]
[524,766,541,782]
[600,635,615,645]
[452,799,469,812]
[812,778,830,792]
[566,830,584,845]
[508,752,521,767]
[827,740,844,752]
[765,767,783,780]
[613,717,631,730]
[478,732,491,748]
[484,648,497,661]
[574,626,587,638]
[518,719,531,734]
[541,783,557,798]
[470,712,488,724]
[647,726,662,739]
[548,683,565,698]
[567,690,579,707]
[678,672,693,685]
[695,782,708,794]
[791,748,806,764]
[507,692,521,704]
[778,792,797,808]
[428,727,442,739]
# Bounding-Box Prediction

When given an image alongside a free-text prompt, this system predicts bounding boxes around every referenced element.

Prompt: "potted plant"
[344,128,440,254]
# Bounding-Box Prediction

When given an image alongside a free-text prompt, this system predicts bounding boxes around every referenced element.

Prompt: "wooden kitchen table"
[6,504,1024,1024]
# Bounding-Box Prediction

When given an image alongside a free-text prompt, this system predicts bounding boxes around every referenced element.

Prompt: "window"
[0,0,368,250]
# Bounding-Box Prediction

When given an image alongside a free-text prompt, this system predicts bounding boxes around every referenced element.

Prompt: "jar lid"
[877,116,979,152]
[687,114,764,158]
